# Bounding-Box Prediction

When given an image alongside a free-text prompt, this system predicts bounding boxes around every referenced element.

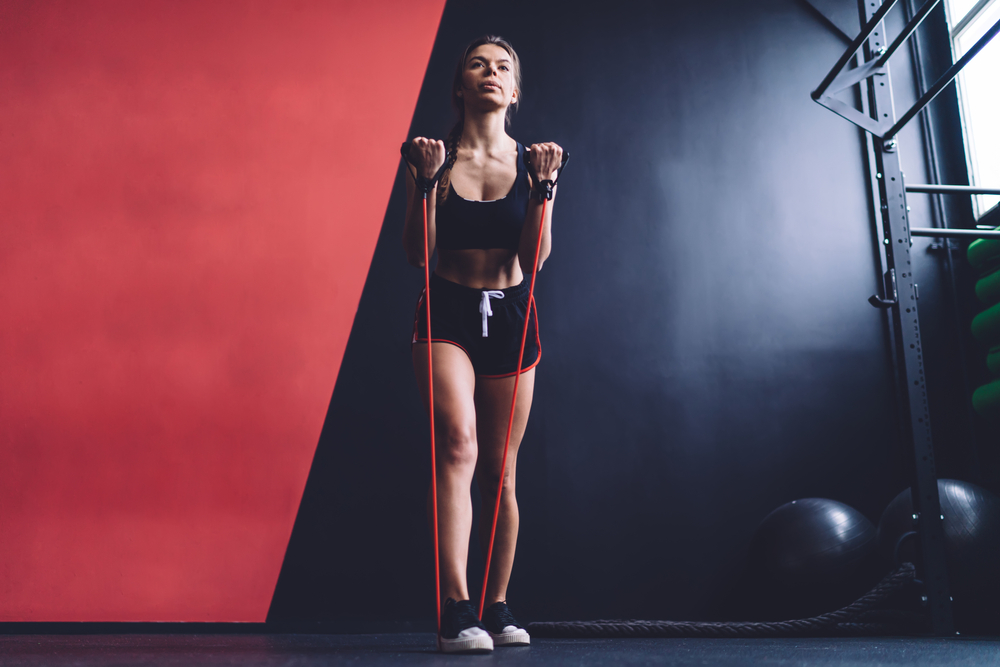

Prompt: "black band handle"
[400,141,455,197]
[525,148,570,201]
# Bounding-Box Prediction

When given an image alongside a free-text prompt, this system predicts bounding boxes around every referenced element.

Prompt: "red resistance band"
[476,194,547,619]
[404,142,565,629]
[421,196,547,625]
[419,192,442,631]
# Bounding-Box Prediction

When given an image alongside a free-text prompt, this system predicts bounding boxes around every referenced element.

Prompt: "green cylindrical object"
[968,234,1000,276]
[972,378,1000,417]
[988,346,1000,376]
[976,268,1000,306]
[972,302,1000,345]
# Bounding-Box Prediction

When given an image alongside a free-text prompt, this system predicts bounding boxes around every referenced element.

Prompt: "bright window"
[945,0,1000,217]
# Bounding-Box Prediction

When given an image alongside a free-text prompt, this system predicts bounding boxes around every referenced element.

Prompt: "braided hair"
[438,35,522,207]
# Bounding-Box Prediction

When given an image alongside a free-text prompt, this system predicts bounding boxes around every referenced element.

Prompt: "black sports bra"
[435,142,530,250]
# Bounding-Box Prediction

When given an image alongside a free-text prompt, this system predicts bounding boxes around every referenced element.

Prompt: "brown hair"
[439,35,522,205]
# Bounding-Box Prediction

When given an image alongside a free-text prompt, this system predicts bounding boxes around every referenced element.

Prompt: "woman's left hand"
[528,142,564,182]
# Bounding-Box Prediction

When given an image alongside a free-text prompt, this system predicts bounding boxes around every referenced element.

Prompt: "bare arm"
[518,142,563,274]
[401,138,446,268]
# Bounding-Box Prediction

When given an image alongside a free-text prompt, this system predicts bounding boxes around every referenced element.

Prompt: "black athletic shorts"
[411,272,540,378]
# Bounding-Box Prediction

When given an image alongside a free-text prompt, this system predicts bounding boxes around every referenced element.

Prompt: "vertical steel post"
[859,0,954,636]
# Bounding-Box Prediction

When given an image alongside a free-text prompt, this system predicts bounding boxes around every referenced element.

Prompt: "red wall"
[0,0,443,621]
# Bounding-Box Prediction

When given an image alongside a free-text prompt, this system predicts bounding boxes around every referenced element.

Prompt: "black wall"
[268,0,983,628]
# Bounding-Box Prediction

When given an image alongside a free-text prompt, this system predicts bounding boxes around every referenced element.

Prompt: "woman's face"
[458,44,517,112]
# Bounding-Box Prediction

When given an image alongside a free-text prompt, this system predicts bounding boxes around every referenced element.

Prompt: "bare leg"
[475,368,535,607]
[412,342,479,603]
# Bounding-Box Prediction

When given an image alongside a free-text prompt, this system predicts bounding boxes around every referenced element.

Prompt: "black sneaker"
[481,601,531,646]
[437,598,493,653]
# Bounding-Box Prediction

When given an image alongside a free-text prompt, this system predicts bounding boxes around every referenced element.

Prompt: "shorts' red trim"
[476,352,541,379]
[477,296,542,379]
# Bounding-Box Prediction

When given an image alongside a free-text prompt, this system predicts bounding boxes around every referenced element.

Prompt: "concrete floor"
[0,634,998,666]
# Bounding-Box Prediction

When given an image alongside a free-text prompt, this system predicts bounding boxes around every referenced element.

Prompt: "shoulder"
[513,140,525,166]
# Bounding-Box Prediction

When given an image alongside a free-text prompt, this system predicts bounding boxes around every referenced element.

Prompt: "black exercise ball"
[877,478,1000,597]
[749,498,877,588]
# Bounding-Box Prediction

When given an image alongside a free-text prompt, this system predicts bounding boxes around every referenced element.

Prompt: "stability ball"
[877,479,1000,596]
[749,498,877,587]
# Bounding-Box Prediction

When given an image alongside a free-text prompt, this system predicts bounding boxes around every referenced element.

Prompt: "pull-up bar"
[906,184,1000,195]
[911,228,1000,238]
[812,0,1000,141]
[907,185,1000,239]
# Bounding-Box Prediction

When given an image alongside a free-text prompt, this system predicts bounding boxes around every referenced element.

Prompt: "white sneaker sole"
[490,629,531,646]
[437,634,494,654]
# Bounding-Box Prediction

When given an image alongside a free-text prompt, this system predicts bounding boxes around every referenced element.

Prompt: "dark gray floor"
[0,634,998,666]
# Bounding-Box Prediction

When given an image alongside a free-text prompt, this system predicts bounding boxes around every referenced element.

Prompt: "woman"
[402,35,563,654]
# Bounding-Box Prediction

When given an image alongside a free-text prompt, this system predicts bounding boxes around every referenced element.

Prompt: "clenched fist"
[527,142,564,182]
[408,137,447,179]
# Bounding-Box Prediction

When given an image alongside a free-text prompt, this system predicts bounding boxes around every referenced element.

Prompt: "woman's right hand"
[409,137,447,179]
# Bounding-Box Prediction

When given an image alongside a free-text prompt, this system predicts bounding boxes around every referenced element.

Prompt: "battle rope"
[527,563,928,638]
[477,148,568,618]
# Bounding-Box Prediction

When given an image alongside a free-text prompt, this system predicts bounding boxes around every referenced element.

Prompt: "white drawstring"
[479,290,505,337]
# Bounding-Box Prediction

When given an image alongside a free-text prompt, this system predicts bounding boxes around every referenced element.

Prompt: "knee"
[480,467,515,498]
[438,426,477,471]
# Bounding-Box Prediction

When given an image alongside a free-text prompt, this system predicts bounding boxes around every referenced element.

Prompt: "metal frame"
[905,184,1000,194]
[813,0,1000,637]
[807,0,1000,637]
[811,0,1000,637]
[906,186,1000,236]
[859,5,956,635]
[911,228,1000,238]
[812,0,1000,141]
